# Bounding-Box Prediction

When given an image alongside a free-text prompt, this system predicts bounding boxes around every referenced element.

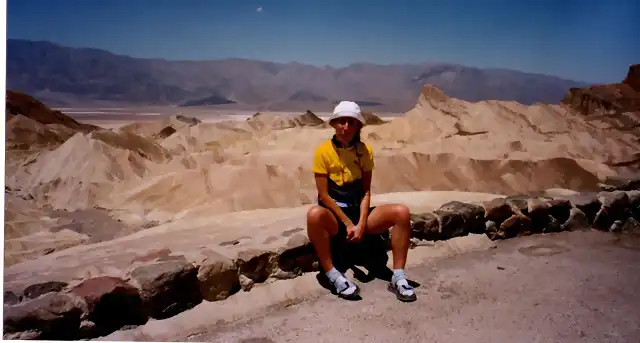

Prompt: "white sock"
[392,269,414,297]
[326,267,357,295]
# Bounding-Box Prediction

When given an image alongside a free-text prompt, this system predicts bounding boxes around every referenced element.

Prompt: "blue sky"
[7,0,640,83]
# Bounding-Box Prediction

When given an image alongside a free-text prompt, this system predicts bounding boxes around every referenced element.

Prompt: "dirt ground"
[184,230,640,343]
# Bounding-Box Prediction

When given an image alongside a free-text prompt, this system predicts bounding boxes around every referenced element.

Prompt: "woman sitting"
[306,100,416,302]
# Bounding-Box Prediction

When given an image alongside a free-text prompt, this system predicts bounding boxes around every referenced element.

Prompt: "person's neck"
[333,134,355,148]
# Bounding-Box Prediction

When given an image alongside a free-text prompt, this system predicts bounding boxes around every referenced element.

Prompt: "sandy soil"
[192,231,640,343]
[99,230,640,342]
[5,86,639,266]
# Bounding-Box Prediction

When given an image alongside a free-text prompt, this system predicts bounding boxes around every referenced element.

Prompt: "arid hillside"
[562,64,640,116]
[4,66,639,266]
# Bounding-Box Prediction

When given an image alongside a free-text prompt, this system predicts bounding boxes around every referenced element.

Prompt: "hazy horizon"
[7,0,639,84]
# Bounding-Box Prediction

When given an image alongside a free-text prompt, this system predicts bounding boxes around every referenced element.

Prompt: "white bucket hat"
[329,101,366,126]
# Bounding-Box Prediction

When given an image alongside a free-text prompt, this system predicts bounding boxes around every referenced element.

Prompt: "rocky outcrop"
[247,110,326,130]
[153,125,178,140]
[361,111,386,125]
[172,114,202,126]
[5,114,67,150]
[561,64,640,117]
[69,276,147,337]
[4,188,640,339]
[5,90,98,132]
[599,174,640,191]
[623,64,640,92]
[2,232,322,340]
[3,292,84,340]
[294,110,325,127]
[4,91,101,152]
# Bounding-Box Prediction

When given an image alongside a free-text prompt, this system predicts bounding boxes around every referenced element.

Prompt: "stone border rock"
[4,189,640,340]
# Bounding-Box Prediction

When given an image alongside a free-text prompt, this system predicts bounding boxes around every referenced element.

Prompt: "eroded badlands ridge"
[5,73,640,266]
[4,65,640,339]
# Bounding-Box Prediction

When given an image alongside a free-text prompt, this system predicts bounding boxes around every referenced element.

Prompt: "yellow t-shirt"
[312,136,374,206]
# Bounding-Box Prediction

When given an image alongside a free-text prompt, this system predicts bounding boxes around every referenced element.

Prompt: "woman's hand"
[346,222,365,242]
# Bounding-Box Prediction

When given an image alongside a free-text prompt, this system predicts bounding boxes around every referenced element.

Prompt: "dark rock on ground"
[561,207,590,231]
[620,217,640,233]
[526,197,562,233]
[236,250,278,284]
[526,197,551,233]
[505,195,531,216]
[483,198,514,225]
[593,191,631,230]
[196,252,240,302]
[600,174,640,191]
[239,275,255,291]
[130,259,202,320]
[410,212,440,240]
[559,193,602,224]
[3,292,84,340]
[484,220,499,240]
[70,276,147,337]
[433,207,467,239]
[599,191,631,216]
[499,214,533,239]
[628,190,640,219]
[546,199,572,224]
[437,201,486,235]
[22,281,68,300]
[278,234,317,276]
[426,201,485,240]
[412,201,491,240]
[4,291,21,305]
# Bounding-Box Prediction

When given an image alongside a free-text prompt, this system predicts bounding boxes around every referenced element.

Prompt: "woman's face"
[331,117,361,142]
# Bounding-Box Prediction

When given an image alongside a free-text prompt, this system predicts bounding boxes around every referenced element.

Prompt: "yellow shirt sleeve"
[312,145,328,174]
[360,143,374,172]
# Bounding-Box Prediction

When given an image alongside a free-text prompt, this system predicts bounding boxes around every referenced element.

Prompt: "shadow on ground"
[314,232,421,300]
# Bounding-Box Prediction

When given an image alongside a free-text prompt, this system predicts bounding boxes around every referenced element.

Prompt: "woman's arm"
[358,170,372,226]
[315,173,353,227]
[358,143,374,226]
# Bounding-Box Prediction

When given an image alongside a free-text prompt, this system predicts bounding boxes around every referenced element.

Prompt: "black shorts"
[318,200,376,238]
[318,201,389,272]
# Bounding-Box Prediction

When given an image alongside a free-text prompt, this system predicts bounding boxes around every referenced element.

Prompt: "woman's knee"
[306,205,337,234]
[307,205,326,223]
[393,204,411,223]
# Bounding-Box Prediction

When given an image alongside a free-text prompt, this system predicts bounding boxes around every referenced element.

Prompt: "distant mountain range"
[6,39,591,112]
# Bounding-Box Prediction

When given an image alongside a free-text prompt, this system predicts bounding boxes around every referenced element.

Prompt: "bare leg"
[306,205,339,272]
[307,205,360,299]
[366,203,416,301]
[365,204,412,270]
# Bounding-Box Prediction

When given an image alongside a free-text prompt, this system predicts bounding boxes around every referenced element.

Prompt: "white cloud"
[256,6,263,12]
